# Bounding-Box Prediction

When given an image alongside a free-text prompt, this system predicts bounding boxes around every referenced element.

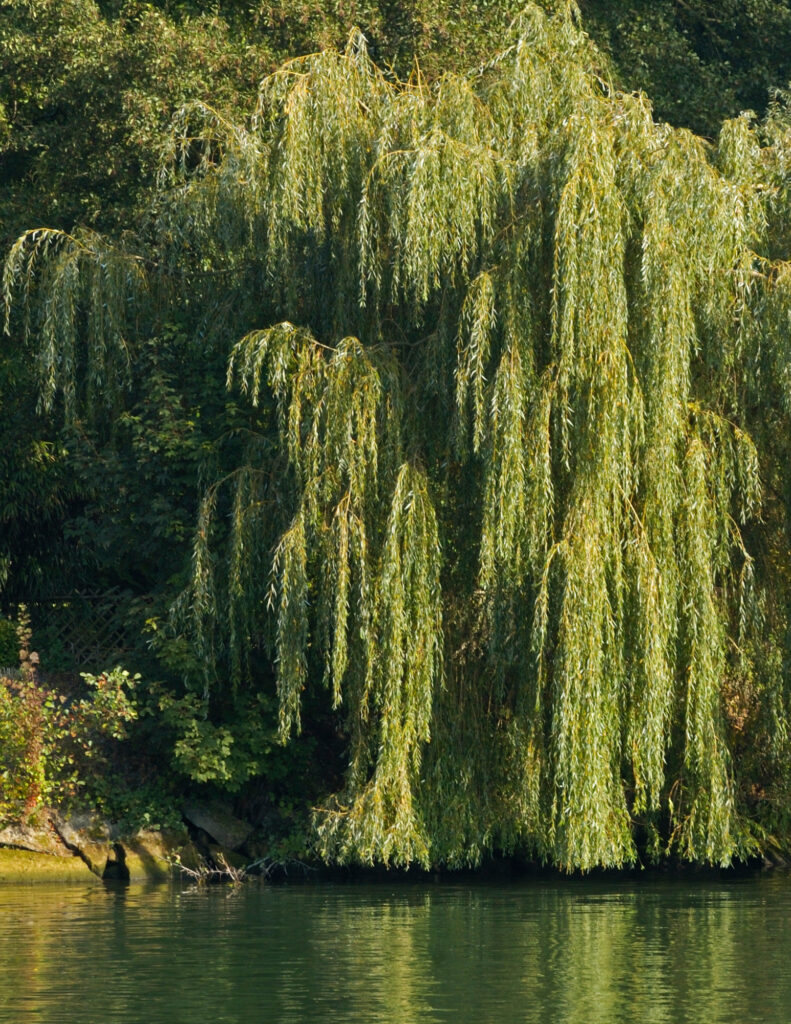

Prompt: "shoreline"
[1,842,781,886]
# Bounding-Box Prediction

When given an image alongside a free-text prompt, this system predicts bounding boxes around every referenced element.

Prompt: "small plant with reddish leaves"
[0,658,138,822]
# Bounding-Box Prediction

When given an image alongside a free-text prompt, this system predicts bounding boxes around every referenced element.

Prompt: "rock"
[0,847,97,883]
[207,843,249,872]
[0,814,203,883]
[0,818,72,858]
[102,849,129,881]
[239,838,270,861]
[182,801,251,851]
[763,848,788,868]
[173,841,205,873]
[118,829,177,882]
[51,812,112,877]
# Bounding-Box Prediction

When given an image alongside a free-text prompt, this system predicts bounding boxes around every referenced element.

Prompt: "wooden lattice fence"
[28,589,145,673]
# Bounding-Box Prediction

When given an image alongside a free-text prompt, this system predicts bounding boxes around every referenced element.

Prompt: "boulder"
[51,812,112,877]
[0,818,72,858]
[118,829,176,882]
[0,814,205,883]
[171,841,205,873]
[763,848,789,869]
[207,843,249,872]
[182,801,251,851]
[0,847,97,883]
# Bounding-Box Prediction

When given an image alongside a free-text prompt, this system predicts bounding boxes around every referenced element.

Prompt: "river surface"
[1,872,789,1023]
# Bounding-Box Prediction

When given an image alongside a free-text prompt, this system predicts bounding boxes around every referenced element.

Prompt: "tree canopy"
[4,2,791,870]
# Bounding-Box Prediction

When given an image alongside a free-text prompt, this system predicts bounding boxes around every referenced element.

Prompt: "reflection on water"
[0,874,789,1023]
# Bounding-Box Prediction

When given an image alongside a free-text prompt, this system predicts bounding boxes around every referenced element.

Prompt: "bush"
[0,676,46,818]
[0,667,138,822]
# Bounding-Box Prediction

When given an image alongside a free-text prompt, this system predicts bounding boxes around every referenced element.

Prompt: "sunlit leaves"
[6,1,791,870]
[3,228,145,419]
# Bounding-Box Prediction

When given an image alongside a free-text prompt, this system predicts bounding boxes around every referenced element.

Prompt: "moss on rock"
[0,847,97,883]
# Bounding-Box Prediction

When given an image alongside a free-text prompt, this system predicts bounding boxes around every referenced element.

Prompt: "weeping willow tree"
[5,2,791,870]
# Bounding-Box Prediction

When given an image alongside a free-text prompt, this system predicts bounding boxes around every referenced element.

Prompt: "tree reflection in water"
[0,877,787,1023]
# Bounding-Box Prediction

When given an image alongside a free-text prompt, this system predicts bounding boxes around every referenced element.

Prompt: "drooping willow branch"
[5,3,791,870]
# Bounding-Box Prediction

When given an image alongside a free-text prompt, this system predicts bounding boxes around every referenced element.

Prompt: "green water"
[1,874,790,1023]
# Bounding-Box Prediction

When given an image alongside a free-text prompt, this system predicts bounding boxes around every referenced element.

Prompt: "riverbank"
[3,803,786,884]
[0,801,255,883]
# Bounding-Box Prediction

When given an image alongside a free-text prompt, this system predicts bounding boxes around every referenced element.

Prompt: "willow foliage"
[6,3,791,870]
[3,228,146,419]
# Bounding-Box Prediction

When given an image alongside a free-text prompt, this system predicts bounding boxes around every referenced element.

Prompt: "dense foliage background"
[3,0,791,870]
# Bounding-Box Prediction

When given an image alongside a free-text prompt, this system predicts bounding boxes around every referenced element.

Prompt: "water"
[1,873,790,1023]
